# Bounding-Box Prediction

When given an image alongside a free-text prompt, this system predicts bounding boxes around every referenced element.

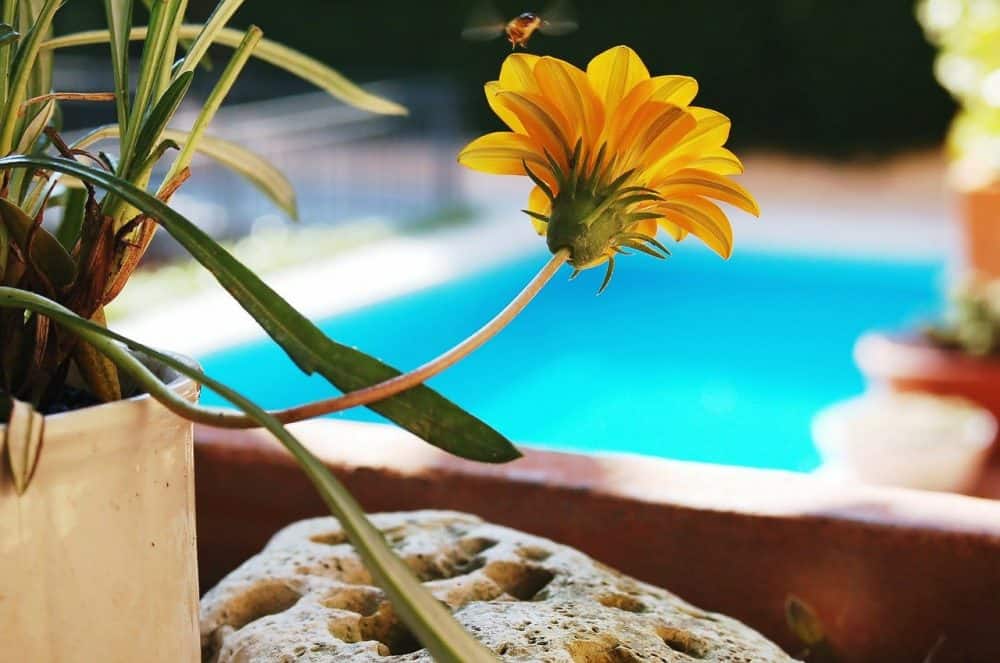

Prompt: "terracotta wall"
[194,421,1000,663]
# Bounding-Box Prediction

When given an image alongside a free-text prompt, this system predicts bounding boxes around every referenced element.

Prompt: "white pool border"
[115,214,541,357]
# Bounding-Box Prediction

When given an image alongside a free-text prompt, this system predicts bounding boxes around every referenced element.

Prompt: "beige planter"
[0,361,201,662]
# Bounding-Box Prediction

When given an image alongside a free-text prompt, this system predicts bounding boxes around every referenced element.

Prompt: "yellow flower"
[458,45,759,289]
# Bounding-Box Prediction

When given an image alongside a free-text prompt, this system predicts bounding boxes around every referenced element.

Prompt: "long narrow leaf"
[0,0,59,155]
[0,1,17,108]
[103,0,133,132]
[0,23,17,47]
[72,125,297,217]
[173,0,242,78]
[13,96,53,154]
[127,70,192,181]
[0,156,520,463]
[160,26,261,198]
[0,286,500,663]
[119,0,170,165]
[155,0,188,97]
[42,25,408,116]
[55,185,87,250]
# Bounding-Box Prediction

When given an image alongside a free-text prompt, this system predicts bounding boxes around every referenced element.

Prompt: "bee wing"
[539,0,579,35]
[462,1,507,40]
[461,23,507,40]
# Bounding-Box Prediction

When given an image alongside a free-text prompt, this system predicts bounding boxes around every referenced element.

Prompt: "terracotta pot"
[958,184,1000,278]
[854,332,1000,459]
[855,332,1000,412]
[0,360,201,662]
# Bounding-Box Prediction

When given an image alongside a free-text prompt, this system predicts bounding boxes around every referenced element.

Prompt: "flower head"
[459,45,759,290]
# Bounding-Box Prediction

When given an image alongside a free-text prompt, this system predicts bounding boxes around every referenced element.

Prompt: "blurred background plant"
[926,276,1000,355]
[918,0,1000,189]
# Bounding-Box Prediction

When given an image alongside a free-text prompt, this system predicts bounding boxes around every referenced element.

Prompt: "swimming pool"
[199,247,944,472]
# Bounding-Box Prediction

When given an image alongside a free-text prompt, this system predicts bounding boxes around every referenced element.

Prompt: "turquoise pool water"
[199,248,944,471]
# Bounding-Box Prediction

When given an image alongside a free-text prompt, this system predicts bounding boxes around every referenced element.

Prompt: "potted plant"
[1,2,761,660]
[856,276,1000,458]
[917,0,1000,276]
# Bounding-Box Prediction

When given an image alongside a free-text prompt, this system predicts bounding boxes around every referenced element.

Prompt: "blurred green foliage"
[59,1,954,157]
[918,0,1000,186]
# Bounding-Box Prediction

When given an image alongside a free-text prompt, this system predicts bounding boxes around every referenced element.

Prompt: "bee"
[462,1,578,50]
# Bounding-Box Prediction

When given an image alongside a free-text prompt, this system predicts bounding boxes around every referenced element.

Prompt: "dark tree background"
[57,0,954,158]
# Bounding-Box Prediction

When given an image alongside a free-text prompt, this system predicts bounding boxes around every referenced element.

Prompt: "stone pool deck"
[194,418,1000,663]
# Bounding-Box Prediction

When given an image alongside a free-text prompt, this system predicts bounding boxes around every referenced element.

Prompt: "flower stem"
[203,248,569,429]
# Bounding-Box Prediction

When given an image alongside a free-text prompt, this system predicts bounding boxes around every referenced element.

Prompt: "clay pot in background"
[958,185,1000,278]
[854,332,1000,456]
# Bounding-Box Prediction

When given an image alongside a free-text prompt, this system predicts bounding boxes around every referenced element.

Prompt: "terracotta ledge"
[195,419,1000,663]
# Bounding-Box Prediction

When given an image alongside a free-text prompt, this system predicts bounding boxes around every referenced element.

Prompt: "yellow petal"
[534,56,605,149]
[613,101,694,170]
[494,91,573,169]
[499,53,542,94]
[586,46,650,118]
[526,185,551,235]
[649,111,734,178]
[678,108,731,152]
[687,147,744,175]
[628,218,658,238]
[654,168,759,216]
[457,131,547,175]
[657,219,687,241]
[656,197,734,258]
[633,105,698,172]
[605,76,696,146]
[649,75,699,107]
[486,82,525,133]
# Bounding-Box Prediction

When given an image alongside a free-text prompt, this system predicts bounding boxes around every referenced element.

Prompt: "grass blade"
[42,25,408,116]
[0,286,501,663]
[0,156,520,463]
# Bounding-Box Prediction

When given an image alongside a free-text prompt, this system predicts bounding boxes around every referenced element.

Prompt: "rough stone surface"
[201,511,797,662]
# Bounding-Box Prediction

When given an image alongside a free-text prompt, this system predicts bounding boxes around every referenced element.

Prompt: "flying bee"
[462,1,578,50]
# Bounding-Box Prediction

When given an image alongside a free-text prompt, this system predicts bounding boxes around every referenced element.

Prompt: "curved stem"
[205,247,569,428]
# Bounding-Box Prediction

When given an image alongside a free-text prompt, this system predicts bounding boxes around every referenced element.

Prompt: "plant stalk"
[199,248,568,429]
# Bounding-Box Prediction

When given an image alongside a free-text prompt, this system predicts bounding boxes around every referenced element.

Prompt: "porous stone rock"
[201,511,797,662]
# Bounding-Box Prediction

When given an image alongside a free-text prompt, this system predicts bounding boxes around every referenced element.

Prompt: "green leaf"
[0,196,76,288]
[42,25,408,116]
[13,95,53,155]
[0,213,8,281]
[0,0,60,155]
[0,286,501,663]
[172,0,242,77]
[0,156,520,463]
[160,26,263,204]
[73,124,297,219]
[103,0,133,132]
[0,23,18,47]
[163,130,296,218]
[55,185,87,251]
[127,70,192,180]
